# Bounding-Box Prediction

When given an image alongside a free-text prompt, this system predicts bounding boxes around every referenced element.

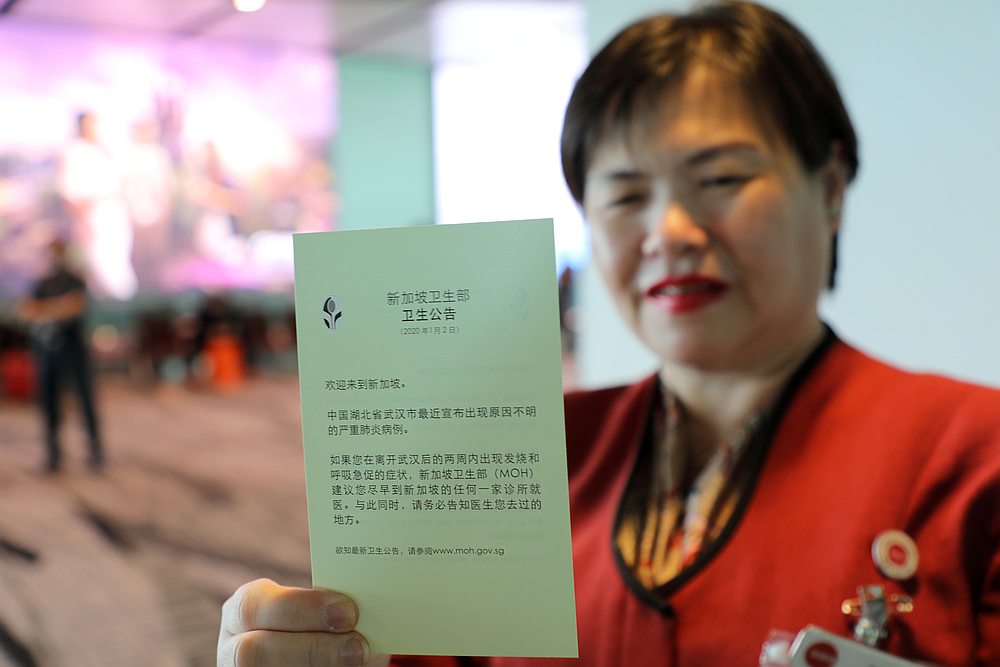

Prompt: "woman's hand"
[218,578,390,667]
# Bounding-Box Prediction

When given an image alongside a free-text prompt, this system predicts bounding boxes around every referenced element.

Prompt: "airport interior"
[1,1,999,666]
[0,2,587,665]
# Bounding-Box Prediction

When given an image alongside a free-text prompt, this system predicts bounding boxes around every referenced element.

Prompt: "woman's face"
[583,66,843,374]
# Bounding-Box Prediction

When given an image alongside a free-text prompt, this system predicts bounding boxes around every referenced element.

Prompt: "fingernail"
[340,637,368,666]
[323,601,356,631]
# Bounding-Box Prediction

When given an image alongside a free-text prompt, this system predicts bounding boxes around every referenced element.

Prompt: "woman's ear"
[822,141,848,231]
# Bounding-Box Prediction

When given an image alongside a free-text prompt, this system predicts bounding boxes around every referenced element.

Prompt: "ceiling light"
[233,0,266,12]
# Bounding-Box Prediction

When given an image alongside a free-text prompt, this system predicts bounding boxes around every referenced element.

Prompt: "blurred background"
[0,1,997,665]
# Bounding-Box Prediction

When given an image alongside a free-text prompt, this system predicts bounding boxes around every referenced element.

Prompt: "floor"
[0,373,314,667]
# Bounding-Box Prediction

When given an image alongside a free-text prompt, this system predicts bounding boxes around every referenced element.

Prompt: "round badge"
[804,642,839,667]
[872,530,919,580]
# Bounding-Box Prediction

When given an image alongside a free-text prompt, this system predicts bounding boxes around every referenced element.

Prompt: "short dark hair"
[560,0,859,287]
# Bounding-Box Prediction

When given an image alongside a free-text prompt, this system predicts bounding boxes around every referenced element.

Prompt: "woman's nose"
[640,200,708,258]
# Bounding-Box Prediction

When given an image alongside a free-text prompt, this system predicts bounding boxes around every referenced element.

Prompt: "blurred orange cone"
[205,334,245,391]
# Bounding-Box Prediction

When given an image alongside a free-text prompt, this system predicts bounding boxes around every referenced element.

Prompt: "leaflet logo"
[322,296,343,331]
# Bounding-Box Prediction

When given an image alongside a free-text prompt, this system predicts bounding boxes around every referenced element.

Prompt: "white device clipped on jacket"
[758,626,932,667]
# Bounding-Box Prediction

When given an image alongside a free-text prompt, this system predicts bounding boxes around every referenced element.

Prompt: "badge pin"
[871,530,918,581]
[841,584,914,649]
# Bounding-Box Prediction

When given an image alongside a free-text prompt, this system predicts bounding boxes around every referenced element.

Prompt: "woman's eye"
[608,192,647,208]
[698,174,749,189]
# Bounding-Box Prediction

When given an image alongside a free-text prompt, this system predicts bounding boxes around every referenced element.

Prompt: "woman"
[218,2,1000,665]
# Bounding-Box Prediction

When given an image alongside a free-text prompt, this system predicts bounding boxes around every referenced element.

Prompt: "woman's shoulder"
[830,340,1000,403]
[818,339,1000,441]
[563,375,657,419]
[561,376,657,466]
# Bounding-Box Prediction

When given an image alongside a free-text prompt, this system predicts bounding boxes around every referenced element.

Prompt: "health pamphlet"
[293,219,578,658]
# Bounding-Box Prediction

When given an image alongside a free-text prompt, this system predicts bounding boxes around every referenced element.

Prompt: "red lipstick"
[645,275,729,314]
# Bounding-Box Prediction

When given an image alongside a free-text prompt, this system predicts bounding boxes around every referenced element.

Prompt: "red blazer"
[394,339,1000,666]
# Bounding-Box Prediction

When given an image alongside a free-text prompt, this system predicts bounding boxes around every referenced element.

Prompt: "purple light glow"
[0,20,336,300]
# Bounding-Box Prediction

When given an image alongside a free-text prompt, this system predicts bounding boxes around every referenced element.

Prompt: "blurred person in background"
[57,110,137,301]
[123,118,175,292]
[18,238,104,472]
[215,2,1000,665]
